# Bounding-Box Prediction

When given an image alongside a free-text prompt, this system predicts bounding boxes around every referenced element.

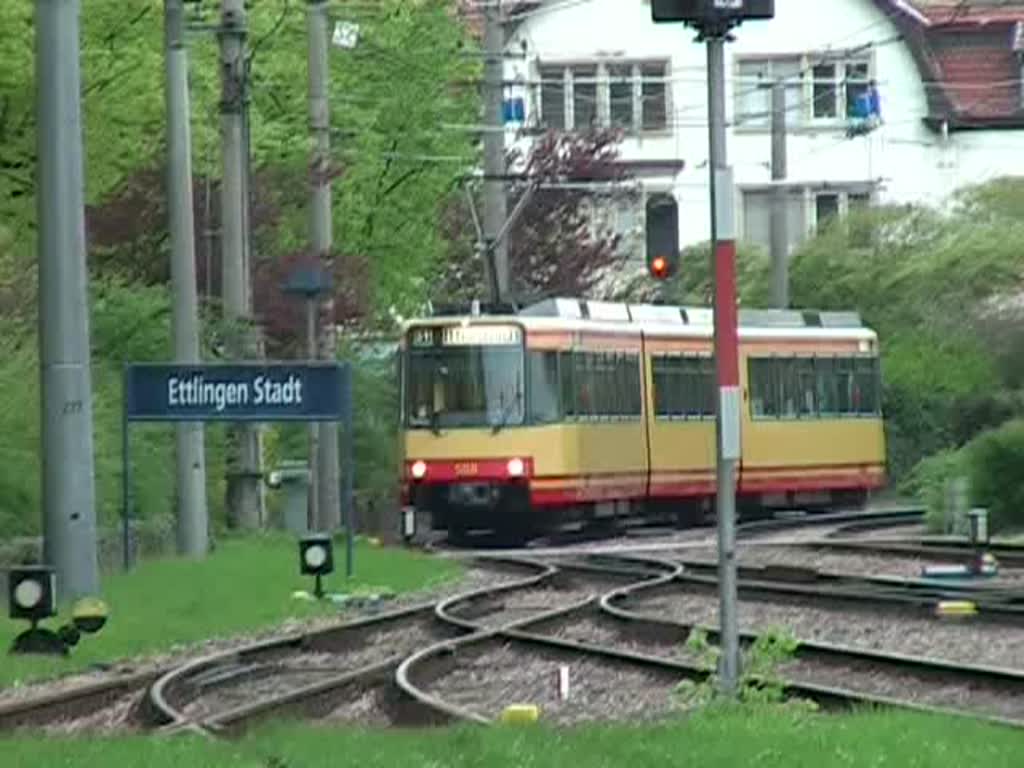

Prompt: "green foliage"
[674,627,814,714]
[965,419,1024,533]
[772,181,1024,484]
[4,0,479,320]
[180,0,481,319]
[660,241,773,307]
[900,449,967,533]
[347,349,401,510]
[0,277,235,538]
[7,708,1024,767]
[0,0,479,538]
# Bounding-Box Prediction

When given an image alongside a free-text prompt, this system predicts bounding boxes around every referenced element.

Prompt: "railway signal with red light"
[646,194,679,280]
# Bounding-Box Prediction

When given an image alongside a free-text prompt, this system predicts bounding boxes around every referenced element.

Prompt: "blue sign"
[125,363,348,422]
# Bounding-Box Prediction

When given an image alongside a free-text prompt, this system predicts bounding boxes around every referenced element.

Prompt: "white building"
[491,0,1024,262]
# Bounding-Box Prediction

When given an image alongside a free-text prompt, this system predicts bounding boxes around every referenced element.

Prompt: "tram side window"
[748,354,881,419]
[748,358,778,417]
[653,355,715,419]
[556,350,643,421]
[816,357,838,416]
[560,350,578,418]
[855,356,879,415]
[796,357,817,416]
[528,351,561,424]
[614,354,638,417]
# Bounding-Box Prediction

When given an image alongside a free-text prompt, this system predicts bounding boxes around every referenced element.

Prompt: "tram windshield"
[403,325,524,430]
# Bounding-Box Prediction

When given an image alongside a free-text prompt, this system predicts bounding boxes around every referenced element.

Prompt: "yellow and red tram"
[398,298,886,541]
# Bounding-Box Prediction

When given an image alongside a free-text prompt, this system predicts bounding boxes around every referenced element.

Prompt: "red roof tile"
[912,2,1024,26]
[930,32,1021,117]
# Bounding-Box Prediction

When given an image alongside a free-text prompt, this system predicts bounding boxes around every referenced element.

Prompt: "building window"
[573,65,598,130]
[844,61,871,118]
[741,186,874,253]
[535,60,668,133]
[815,193,840,229]
[812,64,837,118]
[741,188,806,256]
[735,53,874,131]
[540,65,565,129]
[609,64,633,128]
[641,63,668,131]
[734,57,802,130]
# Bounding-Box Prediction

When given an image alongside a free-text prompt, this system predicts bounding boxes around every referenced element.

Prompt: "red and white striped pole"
[706,33,741,696]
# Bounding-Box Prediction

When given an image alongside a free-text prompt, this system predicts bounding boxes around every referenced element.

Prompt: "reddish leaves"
[436,128,635,304]
[252,248,370,357]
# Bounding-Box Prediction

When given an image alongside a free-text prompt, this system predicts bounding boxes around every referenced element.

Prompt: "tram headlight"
[507,457,525,478]
[410,460,427,480]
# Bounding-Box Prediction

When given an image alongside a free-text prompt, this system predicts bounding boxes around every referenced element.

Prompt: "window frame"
[747,352,882,421]
[534,59,670,134]
[733,51,875,133]
[652,351,716,422]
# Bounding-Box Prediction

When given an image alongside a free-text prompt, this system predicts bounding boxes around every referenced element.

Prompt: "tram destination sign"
[125,363,347,422]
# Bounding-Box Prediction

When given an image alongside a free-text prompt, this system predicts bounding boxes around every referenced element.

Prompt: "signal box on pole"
[645,193,679,280]
[651,0,774,25]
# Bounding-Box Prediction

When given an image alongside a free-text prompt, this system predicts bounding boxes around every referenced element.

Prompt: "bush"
[965,419,1024,533]
[900,449,968,533]
[950,391,1024,447]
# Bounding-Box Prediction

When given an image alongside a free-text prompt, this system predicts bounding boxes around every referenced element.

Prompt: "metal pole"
[307,0,340,532]
[770,80,789,309]
[36,0,100,600]
[482,0,509,303]
[706,34,741,696]
[305,296,320,529]
[165,0,208,556]
[219,0,260,529]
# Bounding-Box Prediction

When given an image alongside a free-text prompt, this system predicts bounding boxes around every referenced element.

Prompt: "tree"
[252,248,371,358]
[435,128,637,305]
[3,0,480,325]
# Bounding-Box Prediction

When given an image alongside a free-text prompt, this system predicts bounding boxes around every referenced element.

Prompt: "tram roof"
[405,298,876,340]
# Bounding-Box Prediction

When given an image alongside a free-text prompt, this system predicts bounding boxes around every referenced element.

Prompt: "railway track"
[587,554,1024,726]
[426,507,929,559]
[4,538,1024,735]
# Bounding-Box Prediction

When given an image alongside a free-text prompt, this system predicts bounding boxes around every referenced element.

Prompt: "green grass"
[0,533,462,689]
[3,707,1024,766]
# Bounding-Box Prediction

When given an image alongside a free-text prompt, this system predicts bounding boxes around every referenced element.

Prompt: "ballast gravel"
[425,640,686,726]
[630,586,1024,671]
[679,544,1024,584]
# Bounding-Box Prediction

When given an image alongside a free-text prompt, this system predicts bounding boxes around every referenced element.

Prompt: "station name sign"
[125,363,347,422]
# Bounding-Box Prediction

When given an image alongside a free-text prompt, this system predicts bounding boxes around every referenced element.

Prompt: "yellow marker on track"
[935,600,977,617]
[500,704,540,724]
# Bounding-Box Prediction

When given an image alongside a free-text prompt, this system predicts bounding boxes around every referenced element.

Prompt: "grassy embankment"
[3,707,1024,766]
[0,533,462,688]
